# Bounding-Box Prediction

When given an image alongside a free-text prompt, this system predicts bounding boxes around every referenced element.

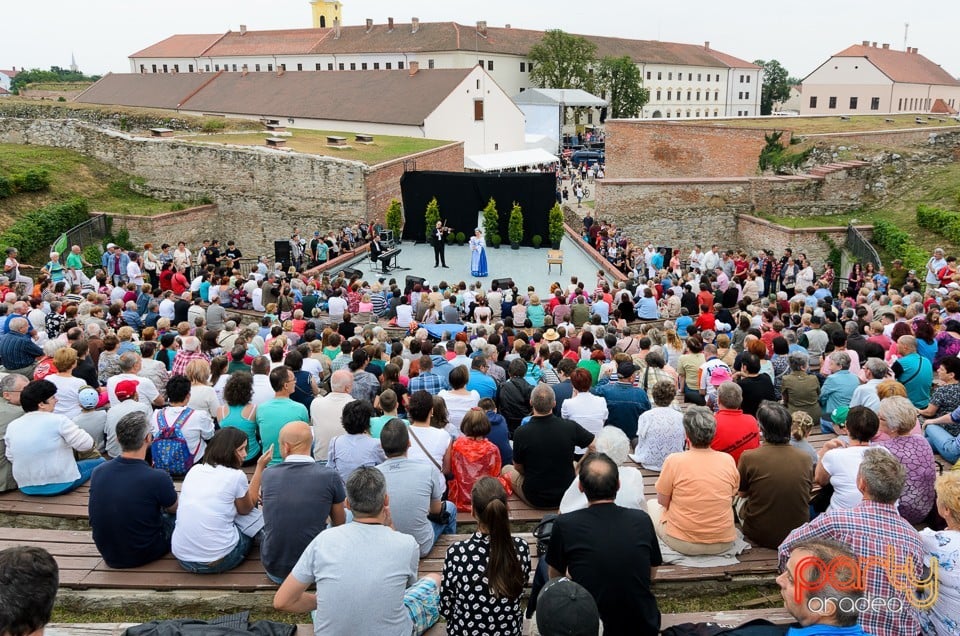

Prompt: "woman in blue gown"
[470,229,488,277]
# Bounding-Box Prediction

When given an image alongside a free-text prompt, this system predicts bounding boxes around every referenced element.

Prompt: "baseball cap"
[115,379,139,400]
[78,387,100,410]
[617,361,637,378]
[831,406,850,427]
[536,577,600,636]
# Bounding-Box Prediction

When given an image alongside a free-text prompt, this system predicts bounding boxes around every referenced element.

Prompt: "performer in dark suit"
[430,221,450,268]
[369,235,386,272]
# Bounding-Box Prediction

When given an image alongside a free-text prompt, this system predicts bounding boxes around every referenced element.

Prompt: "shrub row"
[916,203,960,243]
[871,219,928,271]
[0,168,51,199]
[0,198,89,257]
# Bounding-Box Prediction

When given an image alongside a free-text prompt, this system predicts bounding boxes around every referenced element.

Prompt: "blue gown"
[470,236,488,277]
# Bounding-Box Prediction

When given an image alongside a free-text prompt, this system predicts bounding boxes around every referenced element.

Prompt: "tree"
[754,59,792,116]
[482,197,499,242]
[508,202,524,247]
[528,30,597,90]
[9,66,101,94]
[595,56,649,119]
[424,197,440,240]
[385,198,403,241]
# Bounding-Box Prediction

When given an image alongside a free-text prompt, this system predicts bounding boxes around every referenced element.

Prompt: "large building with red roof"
[128,17,762,119]
[801,41,960,115]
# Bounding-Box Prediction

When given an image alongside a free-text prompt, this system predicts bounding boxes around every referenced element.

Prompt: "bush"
[872,219,928,271]
[482,197,499,240]
[446,231,456,244]
[170,202,186,211]
[758,131,811,174]
[0,198,88,257]
[424,197,440,233]
[455,231,466,244]
[82,244,102,269]
[12,168,51,192]
[0,175,11,199]
[201,118,227,133]
[532,234,543,248]
[385,198,403,239]
[508,202,524,245]
[548,203,564,245]
[491,234,502,247]
[917,204,960,244]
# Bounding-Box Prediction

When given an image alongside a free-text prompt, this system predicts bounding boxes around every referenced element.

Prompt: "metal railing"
[49,214,109,262]
[846,223,881,270]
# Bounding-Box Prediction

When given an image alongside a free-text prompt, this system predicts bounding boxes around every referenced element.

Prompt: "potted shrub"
[385,198,403,243]
[455,231,466,246]
[508,202,523,249]
[548,202,564,249]
[482,197,499,241]
[532,235,543,249]
[491,233,502,249]
[446,231,456,244]
[424,197,440,243]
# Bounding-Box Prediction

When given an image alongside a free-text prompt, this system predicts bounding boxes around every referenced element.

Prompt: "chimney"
[913,47,919,54]
[365,18,373,33]
[388,17,394,31]
[409,61,419,76]
[240,24,247,35]
[704,41,710,50]
[334,17,341,39]
[412,17,420,34]
[872,41,877,47]
[882,43,890,49]
[477,21,487,37]
[861,40,869,46]
[505,24,511,29]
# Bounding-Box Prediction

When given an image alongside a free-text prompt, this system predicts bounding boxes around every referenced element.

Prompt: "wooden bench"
[326,136,348,147]
[355,134,375,144]
[47,626,316,636]
[265,137,287,148]
[149,128,174,138]
[264,123,286,133]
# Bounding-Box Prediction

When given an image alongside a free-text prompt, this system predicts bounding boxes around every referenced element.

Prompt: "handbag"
[408,426,452,525]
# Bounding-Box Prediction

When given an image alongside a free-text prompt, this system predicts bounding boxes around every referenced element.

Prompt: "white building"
[801,41,960,116]
[128,12,762,119]
[0,68,17,95]
[74,65,525,158]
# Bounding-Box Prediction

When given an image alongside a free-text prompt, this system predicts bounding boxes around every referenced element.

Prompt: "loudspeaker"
[340,267,363,279]
[274,240,291,268]
[493,277,514,289]
[405,275,426,289]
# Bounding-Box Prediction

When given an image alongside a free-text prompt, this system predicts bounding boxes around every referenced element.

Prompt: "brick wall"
[107,205,222,251]
[736,214,873,264]
[605,120,791,179]
[363,142,463,224]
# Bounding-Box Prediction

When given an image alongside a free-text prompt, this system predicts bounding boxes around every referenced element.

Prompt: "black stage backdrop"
[400,171,554,247]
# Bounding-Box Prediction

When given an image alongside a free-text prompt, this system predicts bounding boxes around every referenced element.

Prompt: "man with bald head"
[891,335,933,409]
[261,421,345,584]
[310,369,355,461]
[0,317,44,377]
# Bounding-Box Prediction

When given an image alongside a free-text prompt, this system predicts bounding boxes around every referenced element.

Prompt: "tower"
[311,0,342,29]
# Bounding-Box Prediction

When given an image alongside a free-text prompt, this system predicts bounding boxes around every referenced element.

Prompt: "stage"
[337,235,610,293]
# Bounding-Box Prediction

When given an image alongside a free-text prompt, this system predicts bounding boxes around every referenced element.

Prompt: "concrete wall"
[604,120,788,179]
[0,117,463,256]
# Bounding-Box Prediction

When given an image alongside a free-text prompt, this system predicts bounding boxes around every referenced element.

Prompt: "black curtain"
[399,171,554,246]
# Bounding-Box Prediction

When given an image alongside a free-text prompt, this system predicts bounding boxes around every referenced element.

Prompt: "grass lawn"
[180,128,452,165]
[0,144,190,220]
[677,114,960,135]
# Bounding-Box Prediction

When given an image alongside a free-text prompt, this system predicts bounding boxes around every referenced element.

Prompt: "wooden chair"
[547,249,564,273]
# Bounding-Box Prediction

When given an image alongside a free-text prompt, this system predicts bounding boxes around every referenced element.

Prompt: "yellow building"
[310,0,342,29]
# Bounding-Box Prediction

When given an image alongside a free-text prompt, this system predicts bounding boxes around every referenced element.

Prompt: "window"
[327,63,334,70]
[204,65,210,72]
[521,62,526,72]
[746,75,751,83]
[686,109,691,117]
[705,92,709,101]
[297,63,303,71]
[587,111,593,124]
[163,64,168,72]
[267,64,273,71]
[339,63,344,70]
[230,64,236,72]
[697,73,701,81]
[474,100,484,121]
[828,96,837,109]
[373,62,379,70]
[519,87,525,92]
[696,91,701,100]
[705,74,710,81]
[361,63,367,70]
[476,79,480,89]
[528,62,533,72]
[316,63,322,70]
[657,71,662,80]
[479,59,484,68]
[174,64,180,72]
[849,96,858,109]
[668,72,672,80]
[213,64,218,71]
[738,92,743,99]
[739,74,744,83]
[810,96,818,108]
[151,64,157,73]
[349,63,355,70]
[656,90,661,100]
[745,92,750,99]
[428,59,435,69]
[696,109,700,117]
[714,91,719,100]
[280,64,286,71]
[666,111,671,118]
[188,64,194,73]
[688,73,692,81]
[667,90,672,100]
[386,62,392,70]
[488,60,494,71]
[255,64,261,72]
[398,61,404,70]
[646,71,651,80]
[687,91,691,100]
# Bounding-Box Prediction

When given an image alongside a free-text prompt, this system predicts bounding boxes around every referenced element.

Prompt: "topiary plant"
[385,198,403,241]
[491,234,502,248]
[548,202,564,248]
[424,197,440,241]
[482,197,499,240]
[508,202,524,248]
[455,231,466,245]
[532,234,542,248]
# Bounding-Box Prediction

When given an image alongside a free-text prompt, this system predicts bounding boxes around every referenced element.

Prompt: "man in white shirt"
[327,290,348,323]
[310,369,355,461]
[107,353,163,408]
[702,245,721,272]
[688,246,703,272]
[149,375,214,463]
[158,292,176,322]
[849,358,887,414]
[250,356,275,406]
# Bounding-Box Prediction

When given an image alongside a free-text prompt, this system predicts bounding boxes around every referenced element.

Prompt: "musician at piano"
[369,233,384,265]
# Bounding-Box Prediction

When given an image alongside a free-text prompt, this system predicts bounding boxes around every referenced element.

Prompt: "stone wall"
[736,215,873,265]
[604,120,790,179]
[106,206,223,254]
[0,117,463,256]
[805,126,960,150]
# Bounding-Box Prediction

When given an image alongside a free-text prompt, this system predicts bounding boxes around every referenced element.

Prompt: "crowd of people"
[2,222,960,635]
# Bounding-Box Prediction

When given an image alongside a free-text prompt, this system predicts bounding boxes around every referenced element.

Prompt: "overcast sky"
[3,1,958,81]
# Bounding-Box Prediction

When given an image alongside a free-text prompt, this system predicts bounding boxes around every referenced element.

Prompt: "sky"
[3,1,959,81]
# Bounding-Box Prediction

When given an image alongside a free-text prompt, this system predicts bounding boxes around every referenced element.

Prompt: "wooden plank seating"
[47,627,315,636]
[149,128,174,138]
[355,134,374,144]
[326,135,347,147]
[265,137,287,148]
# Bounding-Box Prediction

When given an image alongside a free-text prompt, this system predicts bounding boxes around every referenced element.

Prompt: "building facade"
[801,42,960,115]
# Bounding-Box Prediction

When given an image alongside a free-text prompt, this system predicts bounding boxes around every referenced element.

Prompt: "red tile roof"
[0,69,18,78]
[76,69,475,126]
[931,98,958,115]
[129,22,758,69]
[832,44,960,86]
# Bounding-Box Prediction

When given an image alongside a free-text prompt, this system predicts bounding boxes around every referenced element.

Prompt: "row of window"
[738,74,752,83]
[737,92,750,100]
[809,96,881,110]
[896,97,942,111]
[659,109,722,118]
[655,89,721,102]
[142,59,427,73]
[647,70,725,82]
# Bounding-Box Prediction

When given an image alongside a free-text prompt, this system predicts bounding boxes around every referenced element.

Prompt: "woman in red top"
[158,262,174,292]
[447,409,511,511]
[694,303,716,331]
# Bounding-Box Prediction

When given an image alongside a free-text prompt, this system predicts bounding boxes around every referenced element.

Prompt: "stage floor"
[339,236,608,293]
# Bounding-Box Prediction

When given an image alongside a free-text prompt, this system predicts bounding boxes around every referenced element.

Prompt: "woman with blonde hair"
[663,329,684,370]
[185,358,220,420]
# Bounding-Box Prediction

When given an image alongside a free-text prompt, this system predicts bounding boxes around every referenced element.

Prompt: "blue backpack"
[151,407,198,475]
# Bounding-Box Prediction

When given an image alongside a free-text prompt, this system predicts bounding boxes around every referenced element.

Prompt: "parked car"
[571,150,604,166]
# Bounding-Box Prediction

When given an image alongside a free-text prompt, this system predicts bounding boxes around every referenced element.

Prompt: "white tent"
[512,88,607,150]
[464,148,559,172]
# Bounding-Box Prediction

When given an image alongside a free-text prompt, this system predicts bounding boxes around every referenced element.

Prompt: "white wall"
[0,73,11,91]
[517,103,560,147]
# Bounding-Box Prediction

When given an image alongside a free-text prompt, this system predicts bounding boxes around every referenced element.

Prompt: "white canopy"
[512,88,607,108]
[464,148,559,172]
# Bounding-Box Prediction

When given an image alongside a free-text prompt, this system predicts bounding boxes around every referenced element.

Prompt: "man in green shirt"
[256,366,309,465]
[65,244,92,288]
